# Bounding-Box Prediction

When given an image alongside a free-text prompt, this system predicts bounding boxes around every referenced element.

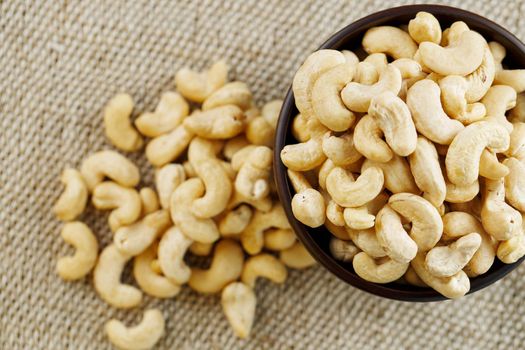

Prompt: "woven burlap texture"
[2,0,525,349]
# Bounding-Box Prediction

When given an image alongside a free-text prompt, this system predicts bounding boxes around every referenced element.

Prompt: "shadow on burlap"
[1,0,525,349]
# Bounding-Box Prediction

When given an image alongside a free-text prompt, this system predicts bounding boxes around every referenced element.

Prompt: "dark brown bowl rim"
[274,4,525,302]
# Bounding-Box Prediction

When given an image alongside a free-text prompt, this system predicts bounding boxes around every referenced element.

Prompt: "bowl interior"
[274,4,525,302]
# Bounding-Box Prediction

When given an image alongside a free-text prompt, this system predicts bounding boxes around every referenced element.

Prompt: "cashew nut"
[170,178,219,243]
[439,75,486,125]
[391,58,422,79]
[464,47,495,103]
[364,53,388,75]
[94,244,142,308]
[92,181,142,232]
[347,228,386,258]
[353,252,408,283]
[183,105,245,139]
[362,155,419,194]
[505,122,525,158]
[103,93,143,152]
[221,282,256,339]
[133,243,181,298]
[189,242,214,256]
[155,163,186,209]
[80,150,140,191]
[326,200,345,226]
[441,21,469,47]
[227,187,273,213]
[158,226,193,285]
[445,177,479,203]
[482,85,516,131]
[389,193,443,251]
[502,158,525,212]
[139,187,160,216]
[105,309,164,350]
[53,168,88,221]
[279,241,316,269]
[288,169,325,228]
[375,204,418,263]
[362,26,418,59]
[236,146,272,201]
[495,69,525,93]
[353,114,393,163]
[341,65,402,112]
[312,62,356,131]
[223,135,250,160]
[189,239,244,294]
[479,149,509,180]
[404,266,427,287]
[368,91,417,156]
[355,61,379,85]
[175,60,228,103]
[326,166,384,208]
[408,136,446,207]
[292,49,346,119]
[291,113,311,142]
[145,124,194,167]
[56,222,98,280]
[343,206,375,230]
[321,132,362,167]
[406,79,464,144]
[497,229,525,263]
[202,81,252,110]
[329,238,360,262]
[280,118,327,171]
[264,228,296,251]
[408,11,441,44]
[509,94,525,123]
[419,30,486,76]
[341,50,359,65]
[218,205,252,237]
[446,121,510,186]
[425,232,481,277]
[241,203,290,255]
[245,116,274,148]
[241,254,287,288]
[113,210,171,256]
[489,41,506,71]
[135,91,189,137]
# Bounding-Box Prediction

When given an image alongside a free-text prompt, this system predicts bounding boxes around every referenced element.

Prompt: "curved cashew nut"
[279,241,316,269]
[280,119,327,171]
[227,187,273,213]
[312,62,356,131]
[223,135,250,160]
[347,228,387,258]
[92,181,142,232]
[325,220,351,241]
[158,226,193,285]
[202,81,252,110]
[362,26,417,59]
[183,105,245,139]
[489,41,506,71]
[479,149,509,180]
[505,122,525,157]
[355,62,379,85]
[94,244,142,308]
[481,85,516,132]
[103,93,143,151]
[446,121,510,186]
[497,230,525,264]
[145,123,194,167]
[326,166,384,208]
[241,254,287,288]
[288,169,325,228]
[441,21,469,47]
[292,49,346,119]
[425,232,481,277]
[368,91,417,156]
[445,178,479,203]
[342,50,359,65]
[326,200,345,226]
[439,75,486,125]
[389,193,443,251]
[495,69,525,93]
[189,239,244,294]
[133,243,181,298]
[408,11,442,44]
[155,163,185,209]
[353,252,408,283]
[481,178,522,241]
[236,146,272,201]
[175,60,228,103]
[105,309,164,350]
[231,145,257,171]
[291,113,311,142]
[509,94,525,123]
[317,158,335,191]
[322,131,362,167]
[391,58,422,79]
[80,150,140,191]
[139,188,160,216]
[113,210,171,256]
[419,30,486,75]
[170,178,220,243]
[135,91,189,137]
[448,197,483,218]
[363,53,388,75]
[264,228,296,251]
[245,116,274,148]
[57,222,98,280]
[341,65,402,113]
[442,211,496,277]
[241,203,290,255]
[353,114,393,163]
[344,206,375,230]
[329,238,360,262]
[503,158,525,211]
[362,155,419,194]
[404,266,427,287]
[411,253,470,299]
[262,100,282,127]
[406,79,464,144]
[219,204,253,236]
[464,47,495,103]
[375,205,418,264]
[53,168,88,221]
[408,136,446,207]
[221,282,256,339]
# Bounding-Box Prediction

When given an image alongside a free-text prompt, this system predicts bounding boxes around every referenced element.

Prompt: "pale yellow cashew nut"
[505,122,525,158]
[425,233,481,277]
[139,187,159,216]
[362,26,418,59]
[326,200,345,227]
[481,85,516,132]
[80,150,140,191]
[375,205,417,264]
[343,206,375,230]
[155,163,186,209]
[291,113,311,142]
[322,132,362,167]
[479,149,509,180]
[325,166,384,208]
[341,50,359,65]
[445,178,480,203]
[145,123,194,167]
[347,228,387,258]
[189,242,214,256]
[404,266,427,287]
[175,60,228,103]
[288,169,325,228]
[202,81,252,110]
[56,222,98,281]
[464,47,495,103]
[105,309,164,350]
[353,114,393,163]
[509,94,525,123]
[158,226,193,285]
[355,62,379,85]
[279,241,316,269]
[408,11,442,44]
[329,238,360,262]
[440,21,469,47]
[241,254,287,288]
[362,155,419,194]
[53,168,88,221]
[221,282,256,339]
[489,41,506,71]
[235,146,272,201]
[495,69,525,93]
[439,75,486,125]
[135,91,189,137]
[219,204,253,236]
[503,158,525,211]
[363,53,388,75]
[103,93,143,152]
[223,135,250,160]
[183,105,245,139]
[497,229,525,264]
[390,58,422,79]
[264,228,296,251]
[353,252,409,284]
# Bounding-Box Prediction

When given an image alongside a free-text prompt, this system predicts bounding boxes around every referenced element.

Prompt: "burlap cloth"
[2,0,525,349]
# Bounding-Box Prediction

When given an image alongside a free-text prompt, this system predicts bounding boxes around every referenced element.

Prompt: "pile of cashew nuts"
[53,61,316,349]
[281,11,525,299]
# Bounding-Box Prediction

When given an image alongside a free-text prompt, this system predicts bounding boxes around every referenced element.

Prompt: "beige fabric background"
[2,0,525,349]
